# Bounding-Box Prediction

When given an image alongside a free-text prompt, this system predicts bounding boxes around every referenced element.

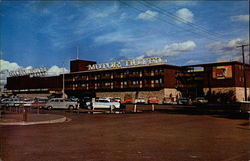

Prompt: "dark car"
[80,97,92,109]
[177,97,189,105]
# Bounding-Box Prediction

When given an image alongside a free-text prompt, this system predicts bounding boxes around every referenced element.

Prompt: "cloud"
[120,12,127,20]
[216,55,242,62]
[205,38,249,54]
[0,59,22,87]
[93,4,119,18]
[231,15,249,22]
[205,38,249,62]
[146,40,196,57]
[47,65,68,76]
[0,59,69,88]
[175,8,194,23]
[186,60,200,64]
[0,59,21,72]
[94,31,137,45]
[137,10,158,21]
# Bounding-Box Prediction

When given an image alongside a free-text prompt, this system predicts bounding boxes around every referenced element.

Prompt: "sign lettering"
[87,57,166,71]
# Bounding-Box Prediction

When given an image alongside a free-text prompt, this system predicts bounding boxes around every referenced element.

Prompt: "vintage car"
[92,97,120,109]
[135,97,146,104]
[22,98,35,107]
[32,97,48,108]
[45,98,79,110]
[192,97,208,105]
[177,97,189,105]
[148,97,160,104]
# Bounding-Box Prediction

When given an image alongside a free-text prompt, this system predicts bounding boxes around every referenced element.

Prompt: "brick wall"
[203,87,250,102]
[96,88,179,103]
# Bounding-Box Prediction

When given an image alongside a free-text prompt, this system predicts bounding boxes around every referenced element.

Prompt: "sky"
[0,0,249,87]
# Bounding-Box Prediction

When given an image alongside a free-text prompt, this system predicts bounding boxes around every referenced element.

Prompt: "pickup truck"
[92,98,120,110]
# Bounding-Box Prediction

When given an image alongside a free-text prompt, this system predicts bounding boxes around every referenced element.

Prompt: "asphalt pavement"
[0,105,249,161]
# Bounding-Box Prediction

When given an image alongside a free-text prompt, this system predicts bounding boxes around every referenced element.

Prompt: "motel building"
[6,57,250,104]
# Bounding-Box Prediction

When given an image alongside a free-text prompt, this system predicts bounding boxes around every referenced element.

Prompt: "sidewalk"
[0,112,67,125]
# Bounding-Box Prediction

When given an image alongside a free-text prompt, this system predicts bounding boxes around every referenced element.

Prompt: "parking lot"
[0,105,250,161]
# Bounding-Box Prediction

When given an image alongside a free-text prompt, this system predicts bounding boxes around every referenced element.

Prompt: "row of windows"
[69,79,163,88]
[68,69,164,80]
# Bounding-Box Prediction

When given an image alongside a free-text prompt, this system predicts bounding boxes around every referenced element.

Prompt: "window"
[82,84,86,87]
[133,71,139,75]
[105,82,111,86]
[124,70,129,75]
[132,80,139,85]
[105,73,110,77]
[124,81,128,85]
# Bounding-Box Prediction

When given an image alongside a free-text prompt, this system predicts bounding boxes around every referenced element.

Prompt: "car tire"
[68,105,74,110]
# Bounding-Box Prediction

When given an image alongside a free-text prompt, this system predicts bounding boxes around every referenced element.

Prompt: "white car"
[92,98,120,109]
[22,98,35,107]
[2,98,23,107]
[135,97,146,104]
[45,98,79,110]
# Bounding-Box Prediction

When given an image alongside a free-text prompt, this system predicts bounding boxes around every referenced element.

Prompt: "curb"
[0,116,67,126]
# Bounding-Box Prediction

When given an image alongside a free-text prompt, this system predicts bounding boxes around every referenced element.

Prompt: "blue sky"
[0,0,249,86]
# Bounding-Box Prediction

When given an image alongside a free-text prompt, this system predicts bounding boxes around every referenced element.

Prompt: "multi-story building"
[65,59,180,103]
[177,61,250,102]
[6,57,250,103]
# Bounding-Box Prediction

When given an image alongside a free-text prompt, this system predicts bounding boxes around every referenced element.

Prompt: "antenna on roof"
[76,46,79,60]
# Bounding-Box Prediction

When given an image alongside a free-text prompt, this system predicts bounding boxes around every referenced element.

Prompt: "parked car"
[45,98,79,110]
[112,97,121,102]
[22,98,35,107]
[4,97,23,107]
[148,97,159,104]
[177,97,189,105]
[135,97,146,104]
[32,97,48,108]
[80,97,92,109]
[0,98,11,107]
[193,97,208,105]
[92,97,120,109]
[240,101,250,113]
[124,98,134,104]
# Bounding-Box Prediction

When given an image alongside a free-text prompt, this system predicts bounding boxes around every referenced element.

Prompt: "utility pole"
[237,44,249,101]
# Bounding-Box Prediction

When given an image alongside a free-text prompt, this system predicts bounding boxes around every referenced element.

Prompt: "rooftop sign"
[9,67,47,77]
[87,56,166,71]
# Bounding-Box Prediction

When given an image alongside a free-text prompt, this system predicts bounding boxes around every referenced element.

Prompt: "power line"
[139,0,227,41]
[119,0,222,42]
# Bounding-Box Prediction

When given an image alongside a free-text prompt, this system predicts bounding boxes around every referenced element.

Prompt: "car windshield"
[98,99,110,102]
